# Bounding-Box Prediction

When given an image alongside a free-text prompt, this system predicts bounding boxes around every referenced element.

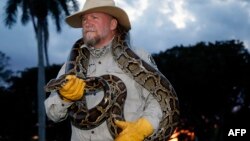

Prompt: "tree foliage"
[4,0,79,66]
[153,40,250,140]
[0,51,13,87]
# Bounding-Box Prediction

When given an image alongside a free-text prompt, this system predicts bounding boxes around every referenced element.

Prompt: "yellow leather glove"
[115,118,154,141]
[58,75,86,102]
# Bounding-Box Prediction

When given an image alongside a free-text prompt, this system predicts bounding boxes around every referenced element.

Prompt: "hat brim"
[65,6,131,31]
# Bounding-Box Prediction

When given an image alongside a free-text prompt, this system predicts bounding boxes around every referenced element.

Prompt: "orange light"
[168,128,196,141]
[169,128,180,141]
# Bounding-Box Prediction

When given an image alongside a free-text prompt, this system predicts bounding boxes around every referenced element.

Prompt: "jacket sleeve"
[44,63,73,122]
[134,48,163,131]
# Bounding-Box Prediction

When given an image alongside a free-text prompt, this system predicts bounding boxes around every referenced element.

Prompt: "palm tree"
[4,0,79,140]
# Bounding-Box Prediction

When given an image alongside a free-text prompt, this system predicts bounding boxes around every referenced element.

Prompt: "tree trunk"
[37,21,46,141]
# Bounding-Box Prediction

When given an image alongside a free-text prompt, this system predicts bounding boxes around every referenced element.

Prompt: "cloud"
[164,0,196,29]
[187,0,250,43]
[116,0,149,22]
[122,0,250,53]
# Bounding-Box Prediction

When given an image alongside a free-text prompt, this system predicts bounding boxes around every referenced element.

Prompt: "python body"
[45,33,180,141]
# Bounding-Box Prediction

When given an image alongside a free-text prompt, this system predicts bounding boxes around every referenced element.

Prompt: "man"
[45,0,169,141]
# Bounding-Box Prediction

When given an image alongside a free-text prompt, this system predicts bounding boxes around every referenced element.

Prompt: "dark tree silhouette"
[0,64,72,141]
[4,1,79,140]
[0,51,13,87]
[153,40,250,141]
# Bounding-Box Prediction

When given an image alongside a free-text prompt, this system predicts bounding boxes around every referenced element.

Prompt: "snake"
[44,32,180,141]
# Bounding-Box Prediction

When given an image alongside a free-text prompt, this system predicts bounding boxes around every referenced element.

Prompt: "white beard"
[83,31,100,47]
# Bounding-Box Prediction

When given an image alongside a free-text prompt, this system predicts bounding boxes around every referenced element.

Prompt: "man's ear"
[110,18,118,30]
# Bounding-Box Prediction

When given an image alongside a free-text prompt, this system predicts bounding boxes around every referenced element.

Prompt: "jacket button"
[91,130,94,134]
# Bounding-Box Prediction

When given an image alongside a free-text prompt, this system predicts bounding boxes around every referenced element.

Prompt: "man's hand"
[58,75,86,102]
[115,118,153,141]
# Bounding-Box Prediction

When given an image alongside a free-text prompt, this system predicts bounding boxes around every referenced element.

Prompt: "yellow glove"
[58,75,86,102]
[115,118,153,141]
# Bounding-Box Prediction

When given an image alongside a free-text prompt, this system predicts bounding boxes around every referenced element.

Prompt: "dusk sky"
[1,0,250,72]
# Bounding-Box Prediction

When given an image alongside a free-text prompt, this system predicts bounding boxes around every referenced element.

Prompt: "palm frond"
[4,0,22,28]
[58,0,70,15]
[49,0,61,32]
[21,0,30,25]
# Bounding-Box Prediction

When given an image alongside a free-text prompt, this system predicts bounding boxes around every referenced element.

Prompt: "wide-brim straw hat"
[65,0,131,31]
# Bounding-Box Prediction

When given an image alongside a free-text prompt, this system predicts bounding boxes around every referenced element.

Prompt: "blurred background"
[0,0,249,141]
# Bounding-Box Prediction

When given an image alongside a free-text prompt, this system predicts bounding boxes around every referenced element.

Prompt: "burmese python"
[45,33,179,140]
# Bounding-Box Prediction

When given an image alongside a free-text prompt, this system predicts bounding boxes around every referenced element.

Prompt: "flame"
[169,129,180,141]
[168,128,195,141]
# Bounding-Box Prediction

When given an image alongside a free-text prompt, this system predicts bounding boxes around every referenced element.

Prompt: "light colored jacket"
[44,43,162,141]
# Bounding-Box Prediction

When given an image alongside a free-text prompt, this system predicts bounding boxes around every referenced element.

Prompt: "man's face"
[81,12,116,47]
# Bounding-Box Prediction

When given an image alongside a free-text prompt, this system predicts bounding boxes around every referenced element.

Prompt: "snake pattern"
[45,32,179,140]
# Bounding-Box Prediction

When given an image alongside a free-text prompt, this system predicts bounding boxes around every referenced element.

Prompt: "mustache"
[83,27,96,33]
